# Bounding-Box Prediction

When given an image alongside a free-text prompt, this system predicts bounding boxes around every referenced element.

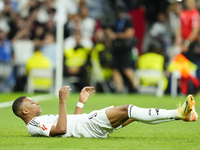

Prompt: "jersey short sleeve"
[26,118,53,137]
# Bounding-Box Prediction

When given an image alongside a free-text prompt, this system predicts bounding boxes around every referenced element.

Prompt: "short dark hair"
[12,96,26,117]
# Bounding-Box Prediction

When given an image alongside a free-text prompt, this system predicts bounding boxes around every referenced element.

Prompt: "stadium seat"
[136,70,165,97]
[136,52,167,97]
[27,69,54,93]
[0,62,12,91]
[13,40,34,77]
[0,62,12,80]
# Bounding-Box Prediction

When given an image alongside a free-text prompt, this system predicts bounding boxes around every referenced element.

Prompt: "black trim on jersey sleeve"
[28,118,40,127]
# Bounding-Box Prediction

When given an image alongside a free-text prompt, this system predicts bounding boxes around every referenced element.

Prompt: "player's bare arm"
[117,28,134,39]
[74,86,95,114]
[175,26,182,47]
[186,27,199,44]
[49,86,71,137]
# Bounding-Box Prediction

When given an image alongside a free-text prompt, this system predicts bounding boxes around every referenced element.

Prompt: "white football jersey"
[26,107,120,138]
[26,114,89,137]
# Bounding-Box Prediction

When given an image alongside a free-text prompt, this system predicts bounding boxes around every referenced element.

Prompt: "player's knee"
[120,104,129,112]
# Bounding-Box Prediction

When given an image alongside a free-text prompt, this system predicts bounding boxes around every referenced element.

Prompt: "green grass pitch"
[0,93,199,150]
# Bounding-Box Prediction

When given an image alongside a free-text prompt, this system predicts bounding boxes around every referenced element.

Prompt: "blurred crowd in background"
[1,0,200,96]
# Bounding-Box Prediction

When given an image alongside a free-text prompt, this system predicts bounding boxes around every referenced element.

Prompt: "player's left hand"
[79,86,95,104]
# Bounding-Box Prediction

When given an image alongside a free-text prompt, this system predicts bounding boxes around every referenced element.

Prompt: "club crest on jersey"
[39,124,48,131]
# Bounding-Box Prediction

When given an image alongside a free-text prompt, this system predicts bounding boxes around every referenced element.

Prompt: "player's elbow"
[51,129,67,136]
[58,128,67,134]
[50,125,67,137]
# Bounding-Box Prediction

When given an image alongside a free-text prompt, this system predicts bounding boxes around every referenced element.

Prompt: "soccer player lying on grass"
[12,86,198,138]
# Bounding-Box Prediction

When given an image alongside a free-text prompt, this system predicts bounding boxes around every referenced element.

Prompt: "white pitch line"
[0,93,56,108]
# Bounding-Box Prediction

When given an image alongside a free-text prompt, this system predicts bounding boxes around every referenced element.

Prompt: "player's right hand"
[79,86,95,104]
[59,86,71,103]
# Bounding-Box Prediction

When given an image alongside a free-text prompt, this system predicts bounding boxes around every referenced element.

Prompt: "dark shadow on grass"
[0,135,192,141]
[107,136,192,141]
[0,135,49,138]
[121,136,191,141]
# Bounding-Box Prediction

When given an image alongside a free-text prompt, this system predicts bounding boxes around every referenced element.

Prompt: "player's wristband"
[77,102,84,108]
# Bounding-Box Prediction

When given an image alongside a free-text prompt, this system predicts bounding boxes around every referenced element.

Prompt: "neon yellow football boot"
[184,95,198,122]
[177,94,193,120]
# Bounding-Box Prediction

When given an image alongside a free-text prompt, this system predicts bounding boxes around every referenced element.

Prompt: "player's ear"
[22,109,29,115]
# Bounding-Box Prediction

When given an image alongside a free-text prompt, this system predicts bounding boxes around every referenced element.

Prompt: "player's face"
[23,97,42,116]
[185,0,195,9]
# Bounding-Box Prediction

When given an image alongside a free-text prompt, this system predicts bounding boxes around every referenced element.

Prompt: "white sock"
[128,105,178,124]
